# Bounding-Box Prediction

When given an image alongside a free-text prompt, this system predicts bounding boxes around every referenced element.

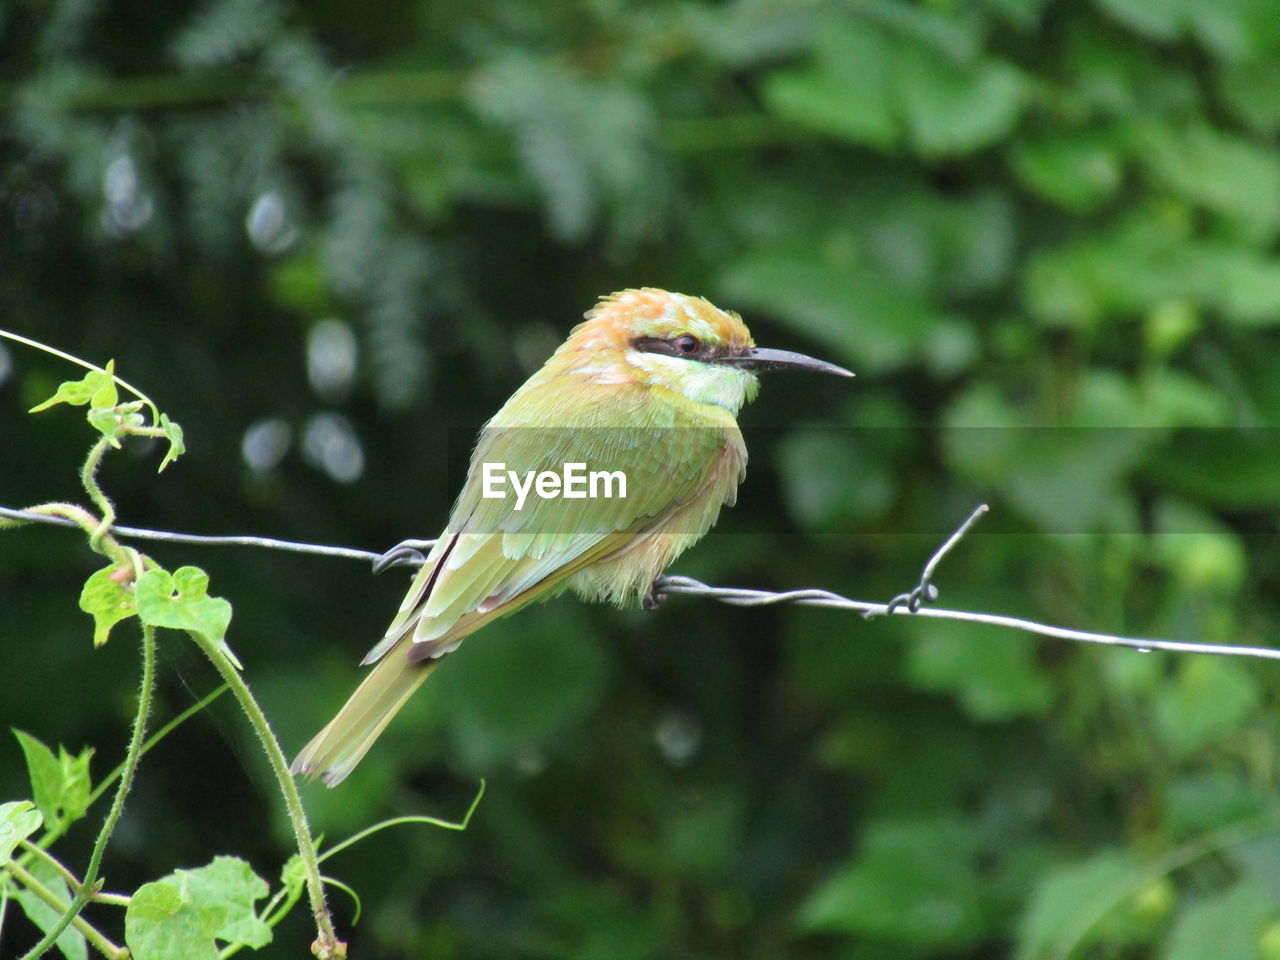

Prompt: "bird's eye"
[674,334,700,355]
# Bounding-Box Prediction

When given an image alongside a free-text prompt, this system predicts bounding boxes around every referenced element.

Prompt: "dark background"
[3,0,1280,957]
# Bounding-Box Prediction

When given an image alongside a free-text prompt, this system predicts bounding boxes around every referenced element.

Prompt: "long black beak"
[713,346,854,377]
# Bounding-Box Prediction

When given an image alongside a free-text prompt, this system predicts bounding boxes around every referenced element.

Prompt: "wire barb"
[875,502,988,618]
[6,502,1280,663]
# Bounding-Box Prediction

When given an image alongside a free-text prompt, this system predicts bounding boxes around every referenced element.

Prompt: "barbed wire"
[0,506,381,563]
[4,502,1279,663]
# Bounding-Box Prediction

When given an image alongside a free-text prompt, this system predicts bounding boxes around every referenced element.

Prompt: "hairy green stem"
[16,841,131,907]
[88,891,131,907]
[0,498,139,584]
[182,630,342,959]
[5,502,106,539]
[79,438,119,557]
[19,624,155,960]
[16,841,84,895]
[6,861,128,960]
[23,684,228,863]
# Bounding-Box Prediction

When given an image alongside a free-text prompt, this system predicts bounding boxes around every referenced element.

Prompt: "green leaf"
[660,789,743,878]
[468,54,658,243]
[684,0,815,65]
[1013,133,1123,210]
[135,566,238,668]
[78,564,138,648]
[28,368,114,413]
[125,857,272,960]
[762,14,1027,156]
[89,360,119,409]
[1140,122,1280,240]
[73,359,144,447]
[981,0,1053,29]
[1097,0,1274,61]
[1154,657,1261,756]
[1067,26,1202,118]
[764,68,897,146]
[1161,772,1267,839]
[1016,850,1149,960]
[1162,881,1273,960]
[179,857,272,949]
[87,404,145,448]
[1025,209,1280,328]
[1229,835,1280,902]
[13,858,88,960]
[280,853,307,901]
[799,816,989,948]
[778,429,894,529]
[864,189,1016,299]
[436,605,606,769]
[125,881,223,960]
[907,627,1053,721]
[1095,0,1186,43]
[762,16,898,148]
[0,800,43,866]
[941,378,1154,532]
[1147,429,1280,507]
[538,884,665,960]
[1219,57,1280,135]
[12,730,93,830]
[1154,512,1246,594]
[157,413,186,472]
[13,730,60,825]
[1196,246,1280,325]
[899,50,1027,156]
[849,0,985,64]
[719,253,940,373]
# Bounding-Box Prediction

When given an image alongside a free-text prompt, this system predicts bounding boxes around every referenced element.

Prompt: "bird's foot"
[643,577,669,611]
[867,577,939,620]
[372,538,435,574]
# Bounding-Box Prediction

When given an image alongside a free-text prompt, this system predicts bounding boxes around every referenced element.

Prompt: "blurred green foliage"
[3,0,1280,957]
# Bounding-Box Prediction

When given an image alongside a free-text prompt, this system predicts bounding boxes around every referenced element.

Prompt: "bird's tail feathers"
[291,645,441,787]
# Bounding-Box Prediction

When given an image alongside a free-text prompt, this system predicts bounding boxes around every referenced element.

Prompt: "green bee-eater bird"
[292,288,852,785]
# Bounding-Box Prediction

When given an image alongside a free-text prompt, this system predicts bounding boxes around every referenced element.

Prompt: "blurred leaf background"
[3,0,1280,957]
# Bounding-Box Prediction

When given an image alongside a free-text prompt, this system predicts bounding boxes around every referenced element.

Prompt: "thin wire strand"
[921,502,988,585]
[652,576,1280,659]
[0,506,390,562]
[5,503,1279,663]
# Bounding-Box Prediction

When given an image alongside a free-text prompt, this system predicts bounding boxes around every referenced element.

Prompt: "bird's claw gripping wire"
[371,539,435,574]
[643,577,669,610]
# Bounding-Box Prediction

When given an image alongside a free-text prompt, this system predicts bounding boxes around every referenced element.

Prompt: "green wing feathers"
[293,377,747,785]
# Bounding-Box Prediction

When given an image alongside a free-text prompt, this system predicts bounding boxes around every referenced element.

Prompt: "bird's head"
[555,288,853,414]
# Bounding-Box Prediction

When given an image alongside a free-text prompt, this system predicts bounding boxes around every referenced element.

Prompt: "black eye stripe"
[632,336,728,362]
[632,336,682,357]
